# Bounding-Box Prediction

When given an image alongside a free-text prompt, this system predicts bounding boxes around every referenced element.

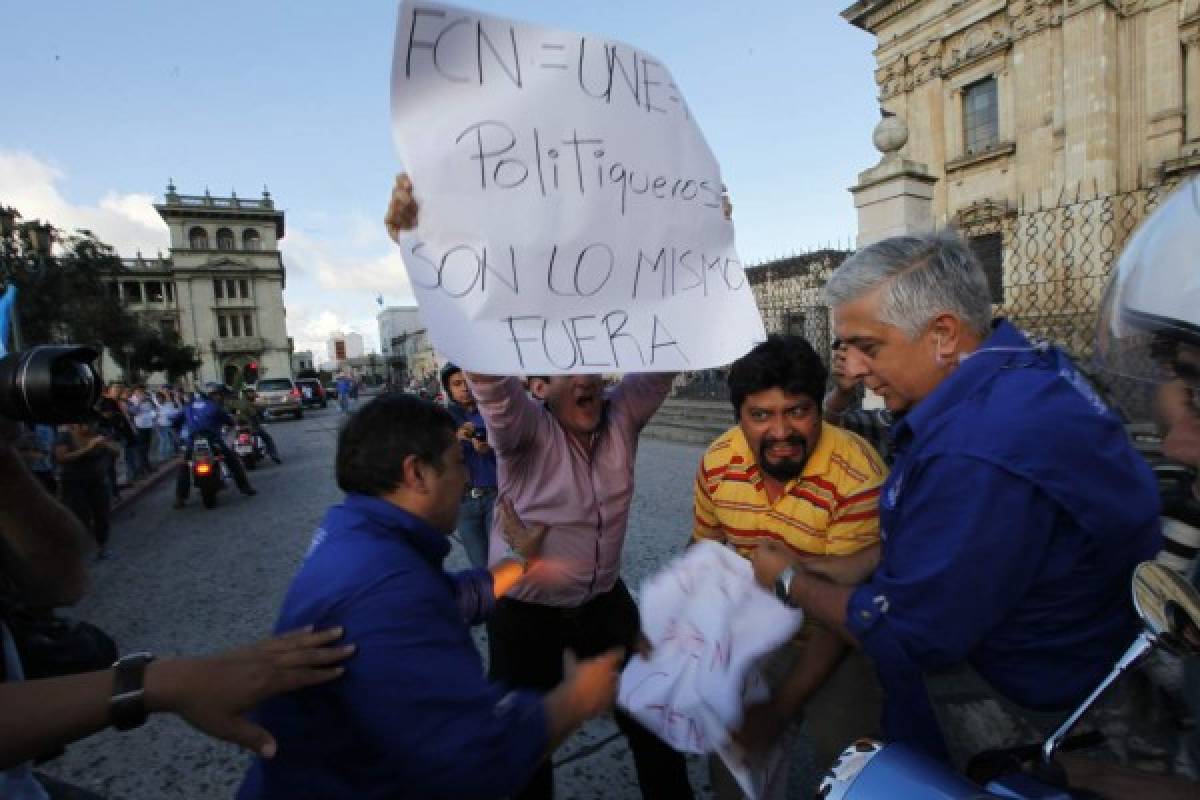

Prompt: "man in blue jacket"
[238,393,622,799]
[753,231,1162,767]
[174,384,255,508]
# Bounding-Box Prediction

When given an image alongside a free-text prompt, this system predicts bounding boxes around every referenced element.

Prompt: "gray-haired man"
[751,231,1161,767]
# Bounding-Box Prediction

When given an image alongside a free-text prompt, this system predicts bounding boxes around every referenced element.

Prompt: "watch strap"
[774,565,798,608]
[110,652,155,731]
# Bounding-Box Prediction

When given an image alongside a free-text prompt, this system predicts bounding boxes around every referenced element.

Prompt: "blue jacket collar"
[341,493,451,565]
[894,319,1047,444]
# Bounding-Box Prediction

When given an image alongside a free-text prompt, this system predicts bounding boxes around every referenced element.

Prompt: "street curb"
[112,458,180,515]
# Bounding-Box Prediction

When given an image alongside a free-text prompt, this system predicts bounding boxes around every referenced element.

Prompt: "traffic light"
[245,361,259,384]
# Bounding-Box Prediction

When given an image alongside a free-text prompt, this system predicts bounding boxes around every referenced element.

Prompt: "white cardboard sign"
[390,1,766,374]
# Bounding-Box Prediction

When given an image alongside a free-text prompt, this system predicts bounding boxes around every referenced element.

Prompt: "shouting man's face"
[543,375,605,437]
[737,388,822,483]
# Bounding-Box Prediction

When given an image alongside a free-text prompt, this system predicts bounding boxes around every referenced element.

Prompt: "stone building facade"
[838,0,1200,362]
[842,0,1200,218]
[101,184,291,387]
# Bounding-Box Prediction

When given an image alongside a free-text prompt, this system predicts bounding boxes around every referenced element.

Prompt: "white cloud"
[0,150,168,256]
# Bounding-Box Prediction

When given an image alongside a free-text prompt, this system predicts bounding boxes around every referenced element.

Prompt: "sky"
[0,1,879,360]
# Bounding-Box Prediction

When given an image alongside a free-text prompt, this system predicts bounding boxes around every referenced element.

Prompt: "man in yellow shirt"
[692,334,886,798]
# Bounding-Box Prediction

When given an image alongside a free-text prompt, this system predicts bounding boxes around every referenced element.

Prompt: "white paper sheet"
[618,541,803,798]
[390,1,766,374]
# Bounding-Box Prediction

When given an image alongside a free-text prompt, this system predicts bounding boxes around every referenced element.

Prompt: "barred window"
[230,314,242,337]
[963,77,999,155]
[189,227,208,249]
[216,228,235,250]
[213,279,224,299]
[243,315,254,336]
[238,279,249,298]
[217,314,228,337]
[969,233,1004,303]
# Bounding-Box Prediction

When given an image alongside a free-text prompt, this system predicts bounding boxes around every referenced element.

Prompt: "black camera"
[0,345,102,423]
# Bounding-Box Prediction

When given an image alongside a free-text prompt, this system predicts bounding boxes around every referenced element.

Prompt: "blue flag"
[0,284,15,358]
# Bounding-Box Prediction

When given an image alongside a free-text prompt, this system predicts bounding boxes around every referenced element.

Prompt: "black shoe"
[241,488,258,497]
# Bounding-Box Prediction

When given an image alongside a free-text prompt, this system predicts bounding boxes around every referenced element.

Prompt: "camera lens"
[0,346,101,423]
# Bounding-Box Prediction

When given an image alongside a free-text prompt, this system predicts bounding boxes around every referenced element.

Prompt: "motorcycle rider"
[1094,176,1200,779]
[174,383,257,509]
[232,388,281,465]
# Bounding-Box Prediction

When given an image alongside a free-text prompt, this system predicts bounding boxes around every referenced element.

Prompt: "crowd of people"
[0,171,1197,800]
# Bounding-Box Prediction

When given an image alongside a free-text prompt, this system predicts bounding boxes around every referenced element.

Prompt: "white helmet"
[1095,177,1200,386]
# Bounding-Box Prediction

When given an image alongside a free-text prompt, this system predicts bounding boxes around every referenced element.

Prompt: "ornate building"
[841,0,1200,359]
[101,184,292,387]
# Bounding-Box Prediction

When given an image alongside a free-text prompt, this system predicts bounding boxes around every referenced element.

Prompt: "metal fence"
[957,178,1183,421]
[671,178,1187,419]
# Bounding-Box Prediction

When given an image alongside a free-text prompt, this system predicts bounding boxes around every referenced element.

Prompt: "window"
[217,314,229,337]
[784,312,806,339]
[123,282,143,303]
[243,314,254,336]
[213,279,224,299]
[230,314,242,337]
[189,227,209,249]
[216,228,235,250]
[226,279,237,299]
[243,229,261,250]
[238,279,249,298]
[108,282,121,301]
[145,281,164,303]
[963,77,999,155]
[165,283,174,303]
[969,233,1005,303]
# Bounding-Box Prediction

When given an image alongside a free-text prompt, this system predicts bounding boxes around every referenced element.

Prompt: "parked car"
[253,377,303,420]
[295,378,327,409]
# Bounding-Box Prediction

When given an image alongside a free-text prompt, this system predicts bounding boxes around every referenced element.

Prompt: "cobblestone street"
[39,404,718,799]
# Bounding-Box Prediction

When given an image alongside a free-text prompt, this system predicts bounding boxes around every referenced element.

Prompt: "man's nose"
[843,347,871,379]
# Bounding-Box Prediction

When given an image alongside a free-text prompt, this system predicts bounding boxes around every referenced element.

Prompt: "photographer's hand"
[0,424,89,606]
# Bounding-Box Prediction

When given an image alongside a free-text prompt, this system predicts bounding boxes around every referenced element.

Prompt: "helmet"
[1095,177,1200,389]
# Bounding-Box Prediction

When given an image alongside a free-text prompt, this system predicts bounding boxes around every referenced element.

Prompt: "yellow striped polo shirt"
[693,423,887,557]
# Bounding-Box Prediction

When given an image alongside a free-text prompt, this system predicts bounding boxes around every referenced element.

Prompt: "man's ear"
[929,313,965,358]
[399,453,428,494]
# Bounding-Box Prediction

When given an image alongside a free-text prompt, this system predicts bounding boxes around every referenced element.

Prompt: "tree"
[0,206,196,382]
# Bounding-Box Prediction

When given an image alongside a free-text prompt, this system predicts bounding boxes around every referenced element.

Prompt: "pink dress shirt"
[469,374,674,608]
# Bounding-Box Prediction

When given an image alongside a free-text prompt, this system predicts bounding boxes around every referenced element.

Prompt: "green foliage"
[1,207,197,381]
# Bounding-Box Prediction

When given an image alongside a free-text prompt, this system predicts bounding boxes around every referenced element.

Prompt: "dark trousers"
[251,422,279,461]
[488,581,694,800]
[135,427,153,473]
[175,436,253,499]
[62,479,111,547]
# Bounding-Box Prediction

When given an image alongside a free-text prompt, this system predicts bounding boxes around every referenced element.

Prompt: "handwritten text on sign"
[390,1,765,374]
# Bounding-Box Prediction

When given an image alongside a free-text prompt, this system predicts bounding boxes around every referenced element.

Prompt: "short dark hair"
[336,393,456,496]
[727,335,828,419]
[440,362,462,394]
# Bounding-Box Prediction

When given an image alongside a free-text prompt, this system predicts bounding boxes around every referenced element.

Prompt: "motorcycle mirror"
[1132,561,1200,657]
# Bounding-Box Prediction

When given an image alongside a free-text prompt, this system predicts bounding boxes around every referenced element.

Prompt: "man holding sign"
[390,3,765,795]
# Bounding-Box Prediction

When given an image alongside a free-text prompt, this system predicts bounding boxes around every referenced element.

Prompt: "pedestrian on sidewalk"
[154,389,181,461]
[95,384,136,497]
[441,363,496,569]
[54,421,120,560]
[335,373,353,414]
[129,386,157,475]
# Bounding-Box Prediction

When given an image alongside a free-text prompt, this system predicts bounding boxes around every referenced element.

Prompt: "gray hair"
[824,230,993,340]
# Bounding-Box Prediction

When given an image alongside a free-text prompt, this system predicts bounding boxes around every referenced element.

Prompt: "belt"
[466,486,497,499]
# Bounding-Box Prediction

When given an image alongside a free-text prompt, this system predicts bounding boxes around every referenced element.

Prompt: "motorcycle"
[820,560,1200,799]
[190,431,229,509]
[234,420,266,470]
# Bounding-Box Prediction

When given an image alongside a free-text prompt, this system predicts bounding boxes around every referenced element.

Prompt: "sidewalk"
[112,457,179,514]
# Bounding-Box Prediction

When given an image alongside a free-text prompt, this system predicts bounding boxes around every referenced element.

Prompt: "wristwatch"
[774,565,799,609]
[110,651,156,731]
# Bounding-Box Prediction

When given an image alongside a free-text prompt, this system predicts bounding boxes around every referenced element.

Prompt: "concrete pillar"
[1186,31,1200,144]
[850,114,938,247]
